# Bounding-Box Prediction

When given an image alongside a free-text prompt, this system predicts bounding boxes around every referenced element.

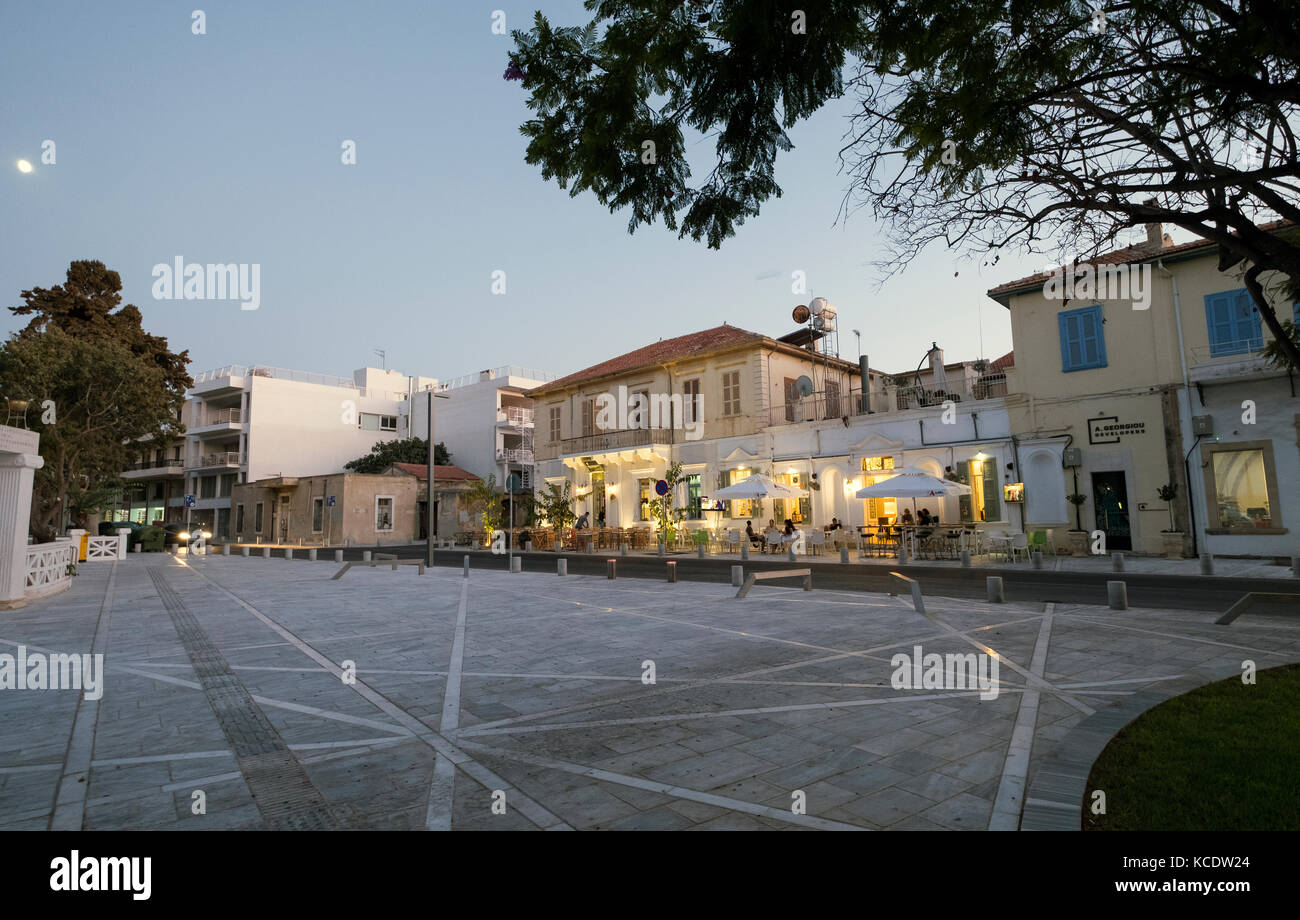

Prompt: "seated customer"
[917,508,932,525]
[901,509,914,526]
[745,521,762,548]
[827,518,842,531]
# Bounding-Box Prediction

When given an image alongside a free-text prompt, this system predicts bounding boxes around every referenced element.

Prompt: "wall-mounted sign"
[1087,416,1146,444]
[1003,482,1024,503]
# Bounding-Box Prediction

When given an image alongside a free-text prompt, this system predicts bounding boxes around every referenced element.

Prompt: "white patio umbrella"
[855,470,970,519]
[714,473,808,500]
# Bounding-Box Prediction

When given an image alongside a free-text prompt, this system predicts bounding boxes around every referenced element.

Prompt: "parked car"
[98,520,143,547]
[162,522,212,546]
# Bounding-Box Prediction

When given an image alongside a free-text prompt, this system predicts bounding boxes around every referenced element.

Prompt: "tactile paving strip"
[148,567,343,830]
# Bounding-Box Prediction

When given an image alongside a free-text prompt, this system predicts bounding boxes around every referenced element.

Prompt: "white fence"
[24,540,78,598]
[86,534,127,560]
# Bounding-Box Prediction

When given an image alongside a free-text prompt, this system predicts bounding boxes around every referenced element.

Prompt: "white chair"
[765,531,782,554]
[725,529,742,553]
[809,530,826,556]
[1009,532,1030,563]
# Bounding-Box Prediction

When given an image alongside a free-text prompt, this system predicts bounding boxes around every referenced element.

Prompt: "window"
[721,371,741,416]
[959,458,1001,523]
[638,478,652,522]
[549,406,561,442]
[1058,305,1107,372]
[375,496,394,532]
[861,456,896,473]
[772,473,810,524]
[152,482,165,500]
[1205,444,1279,531]
[825,379,841,418]
[359,413,399,431]
[219,473,235,497]
[581,399,594,437]
[682,379,700,423]
[236,504,245,533]
[254,502,263,533]
[783,378,798,422]
[1203,289,1262,357]
[728,468,755,518]
[312,497,324,532]
[200,475,216,499]
[686,474,702,519]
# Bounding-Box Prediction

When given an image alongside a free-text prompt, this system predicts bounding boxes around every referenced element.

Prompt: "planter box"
[1161,531,1185,560]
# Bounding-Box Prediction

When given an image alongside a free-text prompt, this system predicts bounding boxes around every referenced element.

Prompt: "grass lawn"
[1085,662,1300,830]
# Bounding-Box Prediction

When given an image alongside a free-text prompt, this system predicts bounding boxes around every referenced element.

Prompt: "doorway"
[1090,471,1131,551]
[591,468,606,528]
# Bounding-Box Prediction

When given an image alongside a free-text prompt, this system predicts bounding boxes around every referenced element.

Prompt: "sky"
[0,0,1165,383]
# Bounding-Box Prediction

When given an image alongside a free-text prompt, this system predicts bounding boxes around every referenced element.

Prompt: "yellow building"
[988,221,1297,558]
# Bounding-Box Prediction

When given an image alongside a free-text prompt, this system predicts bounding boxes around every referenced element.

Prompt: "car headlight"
[201,531,212,539]
[179,531,190,541]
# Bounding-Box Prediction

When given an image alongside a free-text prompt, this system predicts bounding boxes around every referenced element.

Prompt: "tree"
[650,461,685,544]
[535,480,577,530]
[344,437,451,473]
[466,474,505,533]
[0,328,176,540]
[511,1,1300,368]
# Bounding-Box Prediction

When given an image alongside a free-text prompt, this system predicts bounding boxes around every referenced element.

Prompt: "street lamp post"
[426,388,450,567]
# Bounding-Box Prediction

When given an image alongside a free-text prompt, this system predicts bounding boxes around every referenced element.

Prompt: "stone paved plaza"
[2,554,1298,831]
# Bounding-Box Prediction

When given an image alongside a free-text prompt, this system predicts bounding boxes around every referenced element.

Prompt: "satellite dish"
[795,375,815,397]
[792,304,811,324]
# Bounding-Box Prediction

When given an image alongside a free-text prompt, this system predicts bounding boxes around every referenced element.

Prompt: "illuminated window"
[861,456,896,473]
[773,472,811,524]
[728,468,755,518]
[1207,445,1278,531]
[638,478,652,521]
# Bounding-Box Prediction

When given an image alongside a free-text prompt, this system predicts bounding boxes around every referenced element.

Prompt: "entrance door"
[591,468,606,528]
[1091,471,1131,551]
[278,495,291,543]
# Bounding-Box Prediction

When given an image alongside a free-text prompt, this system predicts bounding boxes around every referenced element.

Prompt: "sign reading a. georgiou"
[49,851,151,900]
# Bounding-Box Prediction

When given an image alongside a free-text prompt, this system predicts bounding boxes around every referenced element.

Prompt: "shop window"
[1207,445,1278,530]
[376,496,394,532]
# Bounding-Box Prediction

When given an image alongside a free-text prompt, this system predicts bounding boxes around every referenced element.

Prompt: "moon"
[16,159,33,173]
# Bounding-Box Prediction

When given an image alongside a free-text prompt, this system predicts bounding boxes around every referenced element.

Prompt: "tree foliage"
[512,1,1300,367]
[344,437,451,473]
[650,460,685,543]
[534,479,577,530]
[467,473,505,532]
[2,261,192,540]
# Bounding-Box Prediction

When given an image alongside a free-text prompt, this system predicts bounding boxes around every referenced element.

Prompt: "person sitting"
[828,518,842,531]
[901,508,914,526]
[917,508,932,526]
[783,519,795,538]
[745,521,762,548]
[763,523,782,553]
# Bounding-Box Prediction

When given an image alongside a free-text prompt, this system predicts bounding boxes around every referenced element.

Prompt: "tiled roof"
[984,220,1294,303]
[387,462,479,482]
[527,324,767,393]
[990,350,1014,371]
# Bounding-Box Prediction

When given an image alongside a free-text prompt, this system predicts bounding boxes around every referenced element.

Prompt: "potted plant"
[1066,492,1089,555]
[1156,482,1184,559]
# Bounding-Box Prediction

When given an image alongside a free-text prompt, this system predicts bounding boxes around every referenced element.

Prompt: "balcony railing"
[540,428,675,459]
[196,407,242,426]
[497,448,535,463]
[194,452,241,468]
[497,407,535,427]
[126,458,184,471]
[767,374,1009,425]
[1188,340,1267,365]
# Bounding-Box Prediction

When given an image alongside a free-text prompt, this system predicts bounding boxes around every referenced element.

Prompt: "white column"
[0,451,44,607]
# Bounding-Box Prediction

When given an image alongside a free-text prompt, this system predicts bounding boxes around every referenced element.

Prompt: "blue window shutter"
[1059,306,1105,371]
[1058,311,1073,371]
[1205,292,1234,355]
[1232,290,1262,349]
[1086,305,1107,366]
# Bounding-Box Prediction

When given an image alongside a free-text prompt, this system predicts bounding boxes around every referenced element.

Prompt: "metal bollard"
[697,544,705,559]
[666,561,677,583]
[621,542,628,556]
[524,541,533,552]
[899,543,909,565]
[1112,552,1125,572]
[986,576,1005,603]
[730,565,743,587]
[362,550,372,563]
[463,555,470,577]
[1108,580,1128,610]
[960,550,971,568]
[1031,550,1043,570]
[557,558,567,576]
[607,558,617,579]
[1201,554,1214,576]
[741,544,749,562]
[262,546,270,559]
[840,547,850,564]
[285,548,294,560]
[510,556,522,573]
[241,546,250,558]
[334,549,343,563]
[308,548,317,561]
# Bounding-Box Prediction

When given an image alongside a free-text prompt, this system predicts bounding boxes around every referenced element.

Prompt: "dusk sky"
[1,0,1182,382]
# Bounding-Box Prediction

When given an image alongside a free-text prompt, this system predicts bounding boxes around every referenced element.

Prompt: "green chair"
[692,529,710,553]
[1028,530,1055,555]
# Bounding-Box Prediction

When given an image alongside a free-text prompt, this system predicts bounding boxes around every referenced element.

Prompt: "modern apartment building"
[527,324,1017,533]
[988,221,1298,558]
[109,436,186,524]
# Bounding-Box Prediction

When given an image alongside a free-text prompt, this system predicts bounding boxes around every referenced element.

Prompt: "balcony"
[770,375,1009,425]
[539,428,675,461]
[122,458,185,480]
[497,447,535,464]
[1187,340,1274,383]
[190,451,242,470]
[191,407,244,438]
[496,407,535,427]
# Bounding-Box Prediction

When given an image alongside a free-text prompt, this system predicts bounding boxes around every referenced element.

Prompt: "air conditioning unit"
[1192,415,1214,436]
[1062,447,1082,467]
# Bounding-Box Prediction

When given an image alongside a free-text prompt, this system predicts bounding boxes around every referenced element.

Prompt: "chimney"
[479,369,492,382]
[1145,221,1163,250]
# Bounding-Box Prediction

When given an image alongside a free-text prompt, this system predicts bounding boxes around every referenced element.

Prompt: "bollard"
[621,542,628,556]
[740,544,749,562]
[1112,552,1125,572]
[242,546,250,557]
[1200,554,1214,576]
[463,555,470,577]
[363,550,372,563]
[787,547,796,563]
[1031,550,1043,570]
[510,556,522,574]
[585,538,593,555]
[697,544,705,559]
[285,548,294,561]
[557,558,567,576]
[262,546,270,559]
[1107,580,1128,610]
[840,547,850,564]
[899,543,909,565]
[308,548,317,561]
[731,565,743,587]
[986,576,1005,603]
[960,550,971,568]
[334,549,343,563]
[666,561,677,583]
[524,541,533,552]
[132,543,142,553]
[607,558,617,579]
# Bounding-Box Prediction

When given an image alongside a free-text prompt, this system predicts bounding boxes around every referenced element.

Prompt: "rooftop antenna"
[374,349,386,370]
